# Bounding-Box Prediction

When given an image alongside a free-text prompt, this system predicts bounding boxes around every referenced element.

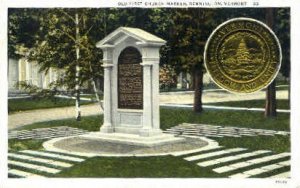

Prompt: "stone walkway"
[8,150,91,178]
[8,126,88,140]
[163,123,290,138]
[172,145,290,178]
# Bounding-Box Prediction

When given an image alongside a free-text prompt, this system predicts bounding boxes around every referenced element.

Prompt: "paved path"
[160,90,288,104]
[8,90,288,130]
[8,103,103,130]
[161,104,290,113]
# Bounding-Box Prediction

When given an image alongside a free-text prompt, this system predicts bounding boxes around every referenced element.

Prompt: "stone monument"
[91,27,183,146]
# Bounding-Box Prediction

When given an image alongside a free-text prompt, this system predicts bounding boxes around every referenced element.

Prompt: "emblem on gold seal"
[204,18,282,93]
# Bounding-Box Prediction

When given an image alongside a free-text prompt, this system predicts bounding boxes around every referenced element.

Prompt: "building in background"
[8,58,64,94]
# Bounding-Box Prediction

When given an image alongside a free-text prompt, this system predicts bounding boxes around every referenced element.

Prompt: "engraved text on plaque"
[118,47,143,109]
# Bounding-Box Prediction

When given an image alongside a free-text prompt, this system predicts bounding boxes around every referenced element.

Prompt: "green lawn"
[206,99,290,109]
[14,115,102,131]
[53,156,223,178]
[214,135,290,153]
[8,97,95,113]
[8,139,45,151]
[15,107,290,132]
[160,107,290,131]
[11,107,290,152]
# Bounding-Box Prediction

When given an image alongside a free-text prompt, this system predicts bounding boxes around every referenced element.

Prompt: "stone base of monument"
[79,132,185,147]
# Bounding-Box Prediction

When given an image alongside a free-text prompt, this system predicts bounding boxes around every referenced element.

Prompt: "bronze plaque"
[204,18,282,93]
[118,47,143,109]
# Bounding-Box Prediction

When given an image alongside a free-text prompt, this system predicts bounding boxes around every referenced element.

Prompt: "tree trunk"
[88,62,103,110]
[265,80,277,117]
[75,13,81,121]
[190,70,195,90]
[193,66,203,113]
[265,8,277,118]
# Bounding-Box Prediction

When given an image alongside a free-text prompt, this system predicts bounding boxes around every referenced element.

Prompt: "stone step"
[197,150,272,167]
[8,153,73,168]
[20,150,85,162]
[213,153,290,173]
[171,146,223,157]
[184,148,247,161]
[229,160,290,178]
[8,159,60,174]
[8,169,45,178]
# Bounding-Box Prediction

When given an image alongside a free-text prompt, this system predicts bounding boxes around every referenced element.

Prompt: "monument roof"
[96,27,166,48]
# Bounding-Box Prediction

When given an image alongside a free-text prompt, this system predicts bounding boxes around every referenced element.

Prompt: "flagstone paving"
[184,148,247,161]
[172,147,290,178]
[8,144,290,178]
[8,126,88,140]
[8,150,90,178]
[163,123,290,138]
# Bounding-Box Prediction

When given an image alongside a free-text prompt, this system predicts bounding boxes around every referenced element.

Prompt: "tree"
[169,9,216,112]
[26,8,107,120]
[8,8,41,59]
[265,8,277,117]
[275,8,290,102]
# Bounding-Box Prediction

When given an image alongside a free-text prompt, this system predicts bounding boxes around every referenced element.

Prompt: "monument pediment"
[96,27,166,48]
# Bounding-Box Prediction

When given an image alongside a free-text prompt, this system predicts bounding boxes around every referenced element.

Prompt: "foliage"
[16,81,62,100]
[159,64,177,90]
[8,8,41,58]
[169,9,216,73]
[27,9,104,90]
[275,8,290,78]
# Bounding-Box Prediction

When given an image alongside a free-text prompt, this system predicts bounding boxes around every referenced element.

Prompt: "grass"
[160,107,290,131]
[8,107,290,178]
[11,107,289,154]
[8,97,95,113]
[53,156,223,178]
[214,135,290,153]
[14,115,103,132]
[206,99,290,109]
[16,107,290,132]
[8,139,46,151]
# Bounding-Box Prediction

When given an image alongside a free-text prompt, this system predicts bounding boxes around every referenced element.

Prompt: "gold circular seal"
[204,18,282,93]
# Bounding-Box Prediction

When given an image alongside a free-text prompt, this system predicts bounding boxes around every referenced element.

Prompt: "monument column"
[152,58,161,131]
[100,45,114,133]
[139,45,163,137]
[140,61,153,136]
